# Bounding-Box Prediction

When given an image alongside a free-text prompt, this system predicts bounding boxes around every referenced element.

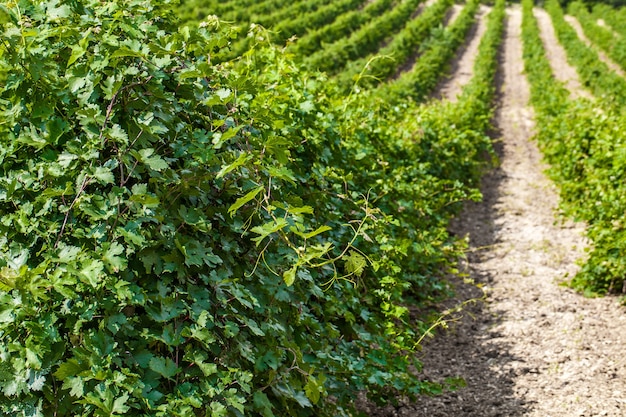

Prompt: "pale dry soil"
[363,6,626,417]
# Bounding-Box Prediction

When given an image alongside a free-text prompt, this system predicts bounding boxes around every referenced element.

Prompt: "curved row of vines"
[11,0,626,415]
[522,0,626,297]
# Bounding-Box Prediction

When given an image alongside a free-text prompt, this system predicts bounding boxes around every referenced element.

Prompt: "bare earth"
[364,6,626,417]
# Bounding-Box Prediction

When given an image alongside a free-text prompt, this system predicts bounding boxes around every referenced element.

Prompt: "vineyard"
[0,0,626,416]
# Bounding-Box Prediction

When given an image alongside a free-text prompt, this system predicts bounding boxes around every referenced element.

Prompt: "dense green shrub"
[0,0,501,415]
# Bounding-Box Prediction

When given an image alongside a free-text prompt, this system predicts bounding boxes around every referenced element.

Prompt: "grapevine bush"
[0,0,496,415]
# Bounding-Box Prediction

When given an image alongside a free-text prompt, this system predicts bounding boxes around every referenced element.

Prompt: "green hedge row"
[304,0,424,74]
[568,1,626,72]
[217,0,337,62]
[545,0,626,109]
[288,0,395,58]
[522,0,626,296]
[377,0,480,105]
[335,0,454,91]
[272,0,366,46]
[591,3,626,38]
[0,0,504,415]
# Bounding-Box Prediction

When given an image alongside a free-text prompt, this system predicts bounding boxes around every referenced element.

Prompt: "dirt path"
[564,15,626,78]
[533,8,592,100]
[363,5,626,417]
[436,4,490,101]
[412,0,439,20]
[444,3,465,27]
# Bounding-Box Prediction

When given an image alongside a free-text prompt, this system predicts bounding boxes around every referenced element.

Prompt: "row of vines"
[0,0,503,414]
[5,0,626,415]
[521,0,626,296]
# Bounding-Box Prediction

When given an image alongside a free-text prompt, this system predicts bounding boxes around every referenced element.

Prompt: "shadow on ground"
[361,141,532,416]
[361,15,533,416]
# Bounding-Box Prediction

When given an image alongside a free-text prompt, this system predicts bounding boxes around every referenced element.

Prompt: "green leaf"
[54,359,86,380]
[267,166,296,184]
[62,377,85,397]
[148,356,179,379]
[67,45,87,67]
[79,259,104,287]
[299,100,315,113]
[228,186,264,217]
[210,401,228,417]
[91,166,114,185]
[197,362,218,377]
[292,390,312,408]
[0,267,18,291]
[251,219,288,246]
[25,348,42,369]
[0,4,15,24]
[216,152,250,178]
[137,149,168,171]
[344,251,367,277]
[283,265,297,287]
[305,375,321,405]
[253,391,275,417]
[47,4,71,20]
[303,225,332,239]
[212,125,243,148]
[111,48,145,58]
[112,393,130,414]
[102,242,126,273]
[28,373,46,391]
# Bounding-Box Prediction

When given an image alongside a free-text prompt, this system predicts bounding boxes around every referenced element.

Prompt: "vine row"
[377,0,480,105]
[288,0,395,58]
[522,0,626,295]
[304,0,424,74]
[335,0,454,91]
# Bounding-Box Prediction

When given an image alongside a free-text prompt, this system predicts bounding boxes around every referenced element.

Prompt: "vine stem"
[55,174,90,248]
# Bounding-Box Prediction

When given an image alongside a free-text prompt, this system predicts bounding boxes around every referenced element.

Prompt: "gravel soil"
[363,5,626,416]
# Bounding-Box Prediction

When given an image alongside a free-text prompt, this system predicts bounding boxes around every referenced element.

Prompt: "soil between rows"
[364,5,626,416]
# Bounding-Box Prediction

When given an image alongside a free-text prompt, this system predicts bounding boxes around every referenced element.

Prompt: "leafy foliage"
[287,0,395,58]
[591,2,626,37]
[304,0,424,74]
[568,1,626,72]
[0,0,504,415]
[376,0,481,104]
[545,0,626,109]
[271,0,365,46]
[335,0,454,91]
[521,0,626,295]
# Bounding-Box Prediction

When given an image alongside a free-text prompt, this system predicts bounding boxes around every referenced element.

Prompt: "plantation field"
[1,0,626,415]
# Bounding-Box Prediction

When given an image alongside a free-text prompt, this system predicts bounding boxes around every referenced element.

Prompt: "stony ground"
[363,5,626,416]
